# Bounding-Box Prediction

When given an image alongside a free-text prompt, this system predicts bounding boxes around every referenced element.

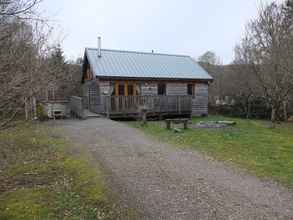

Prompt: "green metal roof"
[85,48,212,80]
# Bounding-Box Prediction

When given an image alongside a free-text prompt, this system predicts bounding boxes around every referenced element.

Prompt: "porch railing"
[103,95,192,115]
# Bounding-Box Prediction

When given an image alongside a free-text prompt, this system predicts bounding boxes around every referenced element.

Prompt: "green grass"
[0,122,117,220]
[128,116,293,187]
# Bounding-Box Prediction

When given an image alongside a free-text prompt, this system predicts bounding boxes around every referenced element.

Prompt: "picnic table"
[165,118,189,130]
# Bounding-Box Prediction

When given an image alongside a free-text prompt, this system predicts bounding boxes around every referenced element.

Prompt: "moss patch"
[0,123,117,220]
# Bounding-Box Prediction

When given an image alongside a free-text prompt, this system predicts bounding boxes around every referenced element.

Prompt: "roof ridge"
[85,47,190,58]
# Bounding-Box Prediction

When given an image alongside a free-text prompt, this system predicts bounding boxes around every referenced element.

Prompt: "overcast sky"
[41,0,282,64]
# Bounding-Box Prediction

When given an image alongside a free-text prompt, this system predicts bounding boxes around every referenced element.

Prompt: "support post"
[141,107,148,126]
[184,120,188,129]
[178,96,181,114]
[125,81,128,96]
[115,82,119,96]
[166,120,171,130]
[106,96,110,118]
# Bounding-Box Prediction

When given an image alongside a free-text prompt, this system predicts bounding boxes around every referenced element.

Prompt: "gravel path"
[54,118,293,219]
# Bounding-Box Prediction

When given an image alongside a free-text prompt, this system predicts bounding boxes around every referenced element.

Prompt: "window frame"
[118,84,125,96]
[157,83,166,96]
[187,83,195,96]
[128,84,134,96]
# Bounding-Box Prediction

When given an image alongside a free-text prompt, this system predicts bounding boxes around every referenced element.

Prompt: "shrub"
[36,104,48,121]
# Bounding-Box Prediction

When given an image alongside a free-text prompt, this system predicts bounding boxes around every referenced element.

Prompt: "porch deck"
[101,95,192,118]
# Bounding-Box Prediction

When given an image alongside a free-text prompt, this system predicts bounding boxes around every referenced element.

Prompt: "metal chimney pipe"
[98,36,101,57]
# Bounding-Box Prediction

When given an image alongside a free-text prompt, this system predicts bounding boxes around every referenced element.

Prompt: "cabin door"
[112,81,137,112]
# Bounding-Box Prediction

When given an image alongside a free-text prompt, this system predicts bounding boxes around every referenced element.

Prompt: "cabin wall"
[86,79,209,116]
[166,82,209,116]
[192,83,209,116]
[99,81,111,95]
[141,82,187,96]
[166,83,187,96]
[141,83,157,95]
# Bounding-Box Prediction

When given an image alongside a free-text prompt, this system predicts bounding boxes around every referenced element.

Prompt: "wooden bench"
[165,118,189,130]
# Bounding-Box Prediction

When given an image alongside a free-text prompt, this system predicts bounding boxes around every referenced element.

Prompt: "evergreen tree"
[198,51,221,65]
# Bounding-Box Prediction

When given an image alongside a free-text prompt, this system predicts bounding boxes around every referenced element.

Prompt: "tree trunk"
[24,97,29,120]
[283,101,288,121]
[33,97,37,120]
[247,100,251,119]
[271,106,276,123]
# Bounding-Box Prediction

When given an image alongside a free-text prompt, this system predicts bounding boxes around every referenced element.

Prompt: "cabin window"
[158,83,166,95]
[128,84,134,96]
[113,82,138,96]
[187,84,194,96]
[118,84,125,96]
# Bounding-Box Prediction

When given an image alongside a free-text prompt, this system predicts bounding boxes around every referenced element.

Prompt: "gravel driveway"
[55,118,293,219]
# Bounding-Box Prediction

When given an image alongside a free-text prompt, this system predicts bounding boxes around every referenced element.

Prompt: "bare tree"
[236,2,293,122]
[0,0,49,129]
[0,0,42,17]
[284,0,293,20]
[232,38,263,118]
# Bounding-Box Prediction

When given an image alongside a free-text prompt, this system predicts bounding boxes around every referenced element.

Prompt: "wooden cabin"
[81,42,213,118]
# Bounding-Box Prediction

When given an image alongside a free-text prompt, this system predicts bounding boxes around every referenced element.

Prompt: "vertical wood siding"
[166,83,188,96]
[192,83,209,116]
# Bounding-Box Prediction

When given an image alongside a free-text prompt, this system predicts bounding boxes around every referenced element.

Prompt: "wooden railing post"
[106,96,110,118]
[178,96,181,114]
[115,96,119,113]
[122,96,126,114]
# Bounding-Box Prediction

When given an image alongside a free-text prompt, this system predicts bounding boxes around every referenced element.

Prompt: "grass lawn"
[128,116,293,187]
[0,122,119,220]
